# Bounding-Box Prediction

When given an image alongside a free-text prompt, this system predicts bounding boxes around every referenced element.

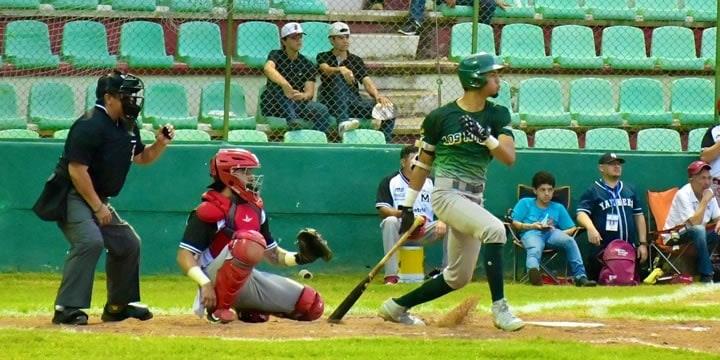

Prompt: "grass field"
[1,273,719,359]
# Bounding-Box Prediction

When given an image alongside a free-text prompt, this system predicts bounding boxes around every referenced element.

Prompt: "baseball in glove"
[295,228,333,265]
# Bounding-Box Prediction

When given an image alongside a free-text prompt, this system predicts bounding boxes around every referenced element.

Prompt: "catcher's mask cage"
[210,148,263,206]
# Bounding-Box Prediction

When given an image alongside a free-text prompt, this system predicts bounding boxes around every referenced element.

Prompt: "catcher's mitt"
[295,228,333,265]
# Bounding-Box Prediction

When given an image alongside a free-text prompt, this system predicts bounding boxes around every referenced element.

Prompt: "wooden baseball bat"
[327,216,425,323]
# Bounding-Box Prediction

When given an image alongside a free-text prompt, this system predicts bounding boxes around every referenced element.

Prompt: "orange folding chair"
[646,188,697,277]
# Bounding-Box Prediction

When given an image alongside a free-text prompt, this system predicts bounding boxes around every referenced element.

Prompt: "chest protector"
[196,190,263,258]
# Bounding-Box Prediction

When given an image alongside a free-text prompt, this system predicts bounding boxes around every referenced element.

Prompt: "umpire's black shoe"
[575,276,597,287]
[52,308,88,325]
[101,303,153,322]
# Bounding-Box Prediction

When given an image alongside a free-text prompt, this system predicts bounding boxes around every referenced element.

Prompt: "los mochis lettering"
[441,132,481,145]
[598,197,634,211]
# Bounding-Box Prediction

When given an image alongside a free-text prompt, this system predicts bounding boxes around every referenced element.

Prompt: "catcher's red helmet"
[210,148,263,208]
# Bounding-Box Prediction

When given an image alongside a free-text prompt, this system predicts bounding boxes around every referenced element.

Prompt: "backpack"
[598,239,638,286]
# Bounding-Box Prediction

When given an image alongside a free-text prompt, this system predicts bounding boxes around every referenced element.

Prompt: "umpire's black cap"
[95,70,143,100]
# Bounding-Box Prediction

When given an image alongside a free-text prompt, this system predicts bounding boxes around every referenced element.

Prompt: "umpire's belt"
[435,177,484,193]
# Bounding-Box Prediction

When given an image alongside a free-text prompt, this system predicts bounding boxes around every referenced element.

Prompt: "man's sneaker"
[101,303,153,322]
[52,307,88,325]
[338,119,360,137]
[491,299,524,331]
[528,268,542,286]
[575,276,597,287]
[378,298,425,325]
[384,275,400,285]
[700,275,714,284]
[398,20,420,36]
[206,308,236,324]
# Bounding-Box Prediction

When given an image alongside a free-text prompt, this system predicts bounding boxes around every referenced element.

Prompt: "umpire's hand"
[156,123,175,145]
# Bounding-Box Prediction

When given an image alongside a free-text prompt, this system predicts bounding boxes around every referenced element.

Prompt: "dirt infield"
[2,314,718,353]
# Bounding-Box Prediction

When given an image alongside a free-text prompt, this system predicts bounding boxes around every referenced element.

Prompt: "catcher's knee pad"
[288,286,324,321]
[214,232,266,311]
[229,230,267,266]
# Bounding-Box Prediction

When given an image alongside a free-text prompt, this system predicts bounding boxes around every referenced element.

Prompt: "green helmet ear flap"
[457,53,503,89]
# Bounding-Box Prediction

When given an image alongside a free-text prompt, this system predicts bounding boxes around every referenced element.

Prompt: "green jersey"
[421,100,513,184]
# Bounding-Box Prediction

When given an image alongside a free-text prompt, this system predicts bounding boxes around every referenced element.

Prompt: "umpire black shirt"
[316,50,368,100]
[264,49,317,99]
[60,104,145,198]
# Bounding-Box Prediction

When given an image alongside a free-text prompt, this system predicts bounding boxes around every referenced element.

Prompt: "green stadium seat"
[500,24,554,69]
[494,0,535,18]
[490,80,519,125]
[171,129,212,142]
[4,21,60,70]
[535,0,586,19]
[228,129,269,143]
[29,82,77,130]
[255,86,289,131]
[687,127,708,153]
[0,129,40,139]
[112,0,156,11]
[636,128,682,152]
[686,0,717,22]
[139,129,156,142]
[62,21,117,69]
[586,0,635,21]
[177,22,225,68]
[619,78,673,126]
[234,0,269,13]
[279,0,326,15]
[0,0,39,9]
[284,129,328,144]
[199,81,256,130]
[602,26,656,70]
[569,78,622,126]
[438,4,473,17]
[702,27,716,67]
[518,78,571,126]
[53,129,70,139]
[120,21,174,69]
[636,0,685,21]
[170,0,212,12]
[85,84,97,111]
[342,129,386,144]
[652,26,706,71]
[551,25,603,69]
[584,128,630,151]
[52,0,98,10]
[0,83,27,130]
[236,21,280,69]
[533,129,578,150]
[511,128,528,149]
[300,22,331,64]
[671,78,714,125]
[449,23,496,63]
[142,83,197,129]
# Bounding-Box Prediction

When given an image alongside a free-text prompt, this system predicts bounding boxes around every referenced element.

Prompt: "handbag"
[32,167,72,222]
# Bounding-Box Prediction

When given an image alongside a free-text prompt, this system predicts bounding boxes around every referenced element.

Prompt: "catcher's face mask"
[231,167,263,196]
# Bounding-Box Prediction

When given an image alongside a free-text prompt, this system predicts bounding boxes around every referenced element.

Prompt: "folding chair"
[507,184,580,283]
[646,188,698,277]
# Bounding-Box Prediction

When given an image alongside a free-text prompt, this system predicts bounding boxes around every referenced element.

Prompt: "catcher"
[177,148,332,324]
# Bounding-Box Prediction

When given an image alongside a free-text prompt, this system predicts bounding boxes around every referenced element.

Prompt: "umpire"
[51,70,174,325]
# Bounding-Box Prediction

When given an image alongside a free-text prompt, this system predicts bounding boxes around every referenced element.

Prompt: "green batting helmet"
[457,53,504,89]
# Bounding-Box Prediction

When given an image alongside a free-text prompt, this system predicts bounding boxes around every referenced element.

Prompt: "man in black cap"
[51,70,175,325]
[576,153,648,281]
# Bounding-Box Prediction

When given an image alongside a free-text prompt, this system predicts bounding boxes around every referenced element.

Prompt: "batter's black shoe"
[52,308,88,325]
[101,303,153,322]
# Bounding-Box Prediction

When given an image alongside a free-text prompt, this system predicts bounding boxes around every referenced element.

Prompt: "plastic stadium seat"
[636,0,685,21]
[234,0,269,13]
[177,22,225,68]
[0,0,39,9]
[511,128,528,148]
[199,81,256,130]
[518,78,571,126]
[171,129,211,142]
[449,23,496,63]
[0,129,40,139]
[29,82,77,130]
[535,0,586,20]
[671,78,714,126]
[686,0,717,22]
[551,25,603,69]
[651,26,706,71]
[702,27,716,67]
[533,129,578,150]
[237,21,280,69]
[584,128,630,151]
[139,129,156,142]
[142,83,197,129]
[601,26,656,70]
[490,80,519,125]
[120,22,174,69]
[62,21,117,68]
[279,0,326,15]
[284,129,328,144]
[112,0,156,11]
[500,24,554,69]
[342,129,386,144]
[170,0,212,12]
[85,84,97,111]
[619,78,673,126]
[300,22,332,65]
[687,128,708,152]
[586,0,635,21]
[228,129,269,143]
[52,0,98,10]
[569,78,622,126]
[4,21,60,69]
[255,86,289,131]
[0,83,27,130]
[53,129,70,139]
[636,128,682,152]
[495,0,534,18]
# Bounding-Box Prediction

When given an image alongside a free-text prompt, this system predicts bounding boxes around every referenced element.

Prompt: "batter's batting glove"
[398,205,415,235]
[460,115,491,144]
[295,228,333,265]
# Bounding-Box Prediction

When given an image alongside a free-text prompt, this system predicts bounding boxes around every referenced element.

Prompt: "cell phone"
[161,126,173,140]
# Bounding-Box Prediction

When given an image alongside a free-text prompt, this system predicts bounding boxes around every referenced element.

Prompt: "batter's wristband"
[187,266,211,286]
[484,136,499,150]
[401,188,419,207]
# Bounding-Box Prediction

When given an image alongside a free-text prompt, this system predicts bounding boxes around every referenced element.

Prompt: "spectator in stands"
[664,160,720,283]
[576,153,648,281]
[376,145,447,284]
[511,171,596,287]
[262,22,332,132]
[317,22,396,141]
[399,0,511,35]
[699,125,720,205]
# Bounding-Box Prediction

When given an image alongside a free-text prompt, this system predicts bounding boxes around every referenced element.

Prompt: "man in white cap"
[317,22,396,141]
[261,22,332,133]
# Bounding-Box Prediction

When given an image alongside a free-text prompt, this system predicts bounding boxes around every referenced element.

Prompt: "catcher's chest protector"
[208,202,262,258]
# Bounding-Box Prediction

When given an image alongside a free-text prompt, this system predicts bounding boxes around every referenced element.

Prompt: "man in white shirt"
[664,160,720,283]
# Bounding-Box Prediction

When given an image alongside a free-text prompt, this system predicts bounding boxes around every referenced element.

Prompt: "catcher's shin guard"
[287,286,324,321]
[214,231,266,317]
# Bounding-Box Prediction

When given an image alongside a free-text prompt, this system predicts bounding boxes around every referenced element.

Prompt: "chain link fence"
[0,0,717,149]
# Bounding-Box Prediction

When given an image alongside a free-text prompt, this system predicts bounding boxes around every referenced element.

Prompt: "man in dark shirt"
[51,70,174,325]
[317,22,396,141]
[261,22,332,133]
